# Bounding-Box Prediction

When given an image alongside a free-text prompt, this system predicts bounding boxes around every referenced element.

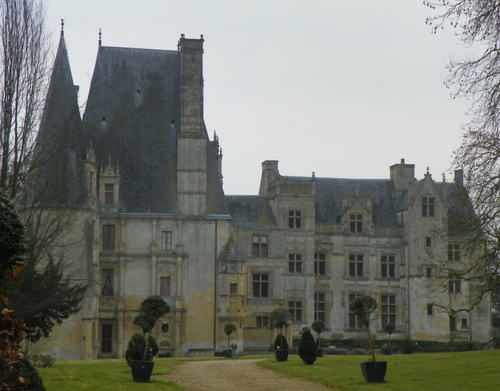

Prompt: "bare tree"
[0,0,50,199]
[0,0,88,343]
[424,0,500,313]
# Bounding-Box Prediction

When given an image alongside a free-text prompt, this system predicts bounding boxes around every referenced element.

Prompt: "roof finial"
[60,19,64,37]
[98,28,102,46]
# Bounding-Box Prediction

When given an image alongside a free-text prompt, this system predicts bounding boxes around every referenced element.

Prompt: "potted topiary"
[223,322,237,358]
[350,295,387,383]
[311,319,325,357]
[383,323,396,355]
[298,329,317,365]
[128,296,170,382]
[271,307,291,362]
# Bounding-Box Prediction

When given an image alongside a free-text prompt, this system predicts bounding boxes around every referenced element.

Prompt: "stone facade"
[32,32,491,360]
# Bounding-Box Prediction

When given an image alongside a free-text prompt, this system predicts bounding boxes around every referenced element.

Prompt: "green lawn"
[38,350,500,391]
[260,350,500,390]
[37,358,183,390]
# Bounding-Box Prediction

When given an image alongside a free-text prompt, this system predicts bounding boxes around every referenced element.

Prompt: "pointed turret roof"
[31,24,87,207]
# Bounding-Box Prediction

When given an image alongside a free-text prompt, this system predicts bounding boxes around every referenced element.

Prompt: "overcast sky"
[46,0,469,195]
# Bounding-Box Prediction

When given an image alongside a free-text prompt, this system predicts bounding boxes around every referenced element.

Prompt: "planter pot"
[223,349,234,358]
[275,349,289,362]
[360,361,387,383]
[131,360,155,383]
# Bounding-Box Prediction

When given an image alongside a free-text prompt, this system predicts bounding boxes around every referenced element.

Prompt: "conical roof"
[31,29,87,207]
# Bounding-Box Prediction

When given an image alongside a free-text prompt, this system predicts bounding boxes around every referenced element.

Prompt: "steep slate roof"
[226,196,276,227]
[83,46,180,213]
[314,177,400,226]
[32,30,87,207]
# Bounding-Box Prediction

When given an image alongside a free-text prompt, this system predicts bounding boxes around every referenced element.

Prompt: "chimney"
[454,169,464,186]
[390,158,415,193]
[259,160,280,196]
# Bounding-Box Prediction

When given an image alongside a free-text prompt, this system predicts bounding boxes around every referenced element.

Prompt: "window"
[160,276,171,296]
[104,183,114,204]
[381,255,395,278]
[314,293,326,322]
[288,253,302,273]
[349,213,363,233]
[101,269,114,297]
[461,318,468,328]
[314,252,326,276]
[288,210,302,229]
[349,294,363,329]
[449,272,461,293]
[381,295,396,327]
[349,254,364,278]
[427,304,433,315]
[422,197,435,217]
[252,273,269,298]
[448,244,460,262]
[425,237,432,247]
[252,235,268,257]
[102,224,115,251]
[288,301,302,322]
[101,324,113,354]
[161,231,172,251]
[230,283,237,295]
[256,316,269,327]
[425,267,433,278]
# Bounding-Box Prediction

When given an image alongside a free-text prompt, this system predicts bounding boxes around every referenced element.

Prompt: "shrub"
[274,333,289,350]
[402,339,415,354]
[224,323,237,349]
[30,354,56,368]
[125,332,159,365]
[298,330,317,365]
[20,357,46,391]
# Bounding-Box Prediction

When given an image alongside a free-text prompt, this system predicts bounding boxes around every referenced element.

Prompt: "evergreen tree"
[298,330,317,365]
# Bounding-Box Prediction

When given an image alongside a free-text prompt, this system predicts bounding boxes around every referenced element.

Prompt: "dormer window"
[349,213,363,233]
[104,183,114,204]
[288,210,302,229]
[422,197,435,217]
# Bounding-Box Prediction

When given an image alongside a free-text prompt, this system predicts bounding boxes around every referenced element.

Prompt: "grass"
[38,358,183,390]
[37,350,500,391]
[259,350,500,390]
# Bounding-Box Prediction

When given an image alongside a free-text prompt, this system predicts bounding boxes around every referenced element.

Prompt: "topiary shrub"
[273,333,289,351]
[402,339,415,354]
[125,332,159,366]
[20,357,46,391]
[311,320,325,348]
[298,330,317,365]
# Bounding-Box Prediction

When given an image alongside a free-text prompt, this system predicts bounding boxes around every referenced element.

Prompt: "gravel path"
[156,358,334,391]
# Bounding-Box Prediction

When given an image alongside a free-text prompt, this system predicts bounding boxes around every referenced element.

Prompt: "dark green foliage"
[402,339,415,354]
[30,354,56,368]
[133,296,170,334]
[271,307,291,330]
[9,257,86,342]
[298,330,317,365]
[125,333,159,365]
[350,295,378,362]
[130,296,169,361]
[271,307,291,351]
[0,190,26,281]
[20,358,46,391]
[273,333,289,350]
[311,320,325,347]
[224,322,237,348]
[384,323,395,336]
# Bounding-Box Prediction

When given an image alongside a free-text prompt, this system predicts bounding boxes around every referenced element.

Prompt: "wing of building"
[32,29,491,360]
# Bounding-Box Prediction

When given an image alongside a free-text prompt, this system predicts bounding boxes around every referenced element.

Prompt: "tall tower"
[177,35,207,216]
